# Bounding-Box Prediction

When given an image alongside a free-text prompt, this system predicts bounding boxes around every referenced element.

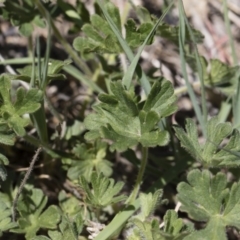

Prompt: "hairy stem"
[12,147,42,222]
[126,146,148,205]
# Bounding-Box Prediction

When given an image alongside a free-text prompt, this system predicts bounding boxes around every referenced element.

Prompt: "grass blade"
[122,14,166,90]
[178,0,206,136]
[96,0,175,94]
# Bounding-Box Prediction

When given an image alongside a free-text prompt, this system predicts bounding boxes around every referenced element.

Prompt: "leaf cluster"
[177,169,240,240]
[65,140,113,182]
[11,187,61,240]
[127,190,190,240]
[84,79,177,151]
[174,117,240,167]
[79,172,126,208]
[0,0,45,36]
[188,56,240,95]
[73,2,154,54]
[0,75,43,137]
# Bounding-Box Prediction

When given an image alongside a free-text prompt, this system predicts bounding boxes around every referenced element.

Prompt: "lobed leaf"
[174,117,240,167]
[84,79,177,151]
[78,172,126,208]
[73,2,155,54]
[66,141,112,182]
[0,74,43,136]
[12,188,61,240]
[177,169,240,240]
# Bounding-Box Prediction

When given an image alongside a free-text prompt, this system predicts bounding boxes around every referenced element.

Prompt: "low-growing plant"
[0,0,240,239]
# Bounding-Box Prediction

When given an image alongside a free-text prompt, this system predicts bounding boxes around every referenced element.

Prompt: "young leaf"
[73,2,154,54]
[156,23,204,46]
[66,141,112,182]
[58,190,82,217]
[161,210,192,239]
[0,199,17,237]
[0,75,43,136]
[174,117,240,167]
[11,188,61,240]
[177,169,240,240]
[84,79,177,151]
[136,190,164,221]
[127,218,162,240]
[126,190,166,240]
[50,214,83,240]
[79,172,126,208]
[127,189,168,240]
[33,214,84,240]
[188,56,239,95]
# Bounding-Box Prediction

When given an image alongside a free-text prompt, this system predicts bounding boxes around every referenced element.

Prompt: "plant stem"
[34,0,92,77]
[12,147,42,222]
[126,146,148,205]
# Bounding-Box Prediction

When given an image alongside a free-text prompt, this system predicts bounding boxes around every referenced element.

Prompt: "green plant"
[0,0,240,239]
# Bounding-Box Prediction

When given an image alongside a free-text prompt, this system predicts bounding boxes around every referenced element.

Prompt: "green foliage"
[73,2,154,54]
[135,190,165,221]
[126,190,189,240]
[0,198,17,237]
[177,169,240,240]
[188,56,240,95]
[0,74,43,137]
[33,214,84,240]
[127,190,164,240]
[12,187,61,240]
[66,141,112,182]
[156,23,204,46]
[161,210,193,239]
[1,1,240,240]
[8,59,72,84]
[33,191,85,240]
[0,153,9,181]
[174,117,240,167]
[79,172,126,208]
[58,190,83,217]
[73,2,203,55]
[84,79,177,151]
[0,0,45,36]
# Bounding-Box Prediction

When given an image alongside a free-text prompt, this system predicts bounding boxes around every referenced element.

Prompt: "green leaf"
[12,188,61,240]
[9,59,72,83]
[33,236,51,240]
[174,117,240,167]
[127,218,162,240]
[18,22,33,36]
[188,56,239,95]
[58,190,82,217]
[73,2,155,54]
[67,141,112,182]
[161,210,192,239]
[79,172,126,208]
[125,19,153,48]
[0,153,9,181]
[85,79,177,151]
[156,23,204,46]
[38,206,61,229]
[0,0,44,36]
[47,214,83,240]
[0,75,43,136]
[136,190,164,221]
[0,199,17,236]
[177,169,240,240]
